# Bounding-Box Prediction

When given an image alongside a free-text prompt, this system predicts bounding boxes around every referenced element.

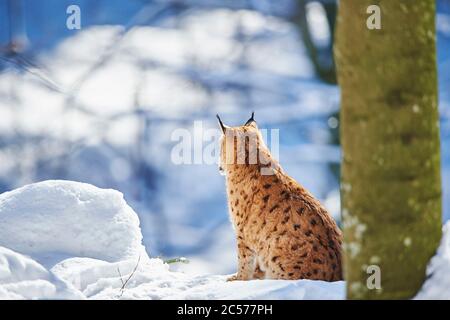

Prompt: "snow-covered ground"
[0,180,345,300]
[0,246,83,300]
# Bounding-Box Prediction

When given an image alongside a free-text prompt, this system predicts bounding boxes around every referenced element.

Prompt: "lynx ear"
[244,111,256,126]
[216,114,227,134]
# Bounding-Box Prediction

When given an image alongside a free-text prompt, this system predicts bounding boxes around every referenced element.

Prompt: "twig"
[0,55,65,93]
[117,267,125,288]
[117,255,141,298]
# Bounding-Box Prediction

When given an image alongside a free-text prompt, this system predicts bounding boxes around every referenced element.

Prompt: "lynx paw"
[227,274,240,282]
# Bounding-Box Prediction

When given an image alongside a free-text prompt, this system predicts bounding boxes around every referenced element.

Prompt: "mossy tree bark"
[334,0,442,299]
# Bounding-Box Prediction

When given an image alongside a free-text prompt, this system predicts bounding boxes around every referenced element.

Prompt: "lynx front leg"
[228,243,256,281]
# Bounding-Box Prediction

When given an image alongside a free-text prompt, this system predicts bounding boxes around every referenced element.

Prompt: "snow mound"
[0,246,83,299]
[415,221,450,299]
[0,180,145,264]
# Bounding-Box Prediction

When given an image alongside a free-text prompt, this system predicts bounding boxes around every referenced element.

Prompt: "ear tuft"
[216,114,227,134]
[244,111,255,126]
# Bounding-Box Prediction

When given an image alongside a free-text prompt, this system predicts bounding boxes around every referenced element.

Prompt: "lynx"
[217,113,343,281]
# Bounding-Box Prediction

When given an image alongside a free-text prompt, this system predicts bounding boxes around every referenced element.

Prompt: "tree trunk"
[334,0,442,299]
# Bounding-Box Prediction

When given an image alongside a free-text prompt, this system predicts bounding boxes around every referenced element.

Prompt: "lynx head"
[217,112,276,176]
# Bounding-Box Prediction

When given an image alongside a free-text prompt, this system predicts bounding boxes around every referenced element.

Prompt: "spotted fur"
[218,116,343,281]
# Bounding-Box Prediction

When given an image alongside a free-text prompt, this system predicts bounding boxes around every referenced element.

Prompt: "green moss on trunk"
[334,0,442,299]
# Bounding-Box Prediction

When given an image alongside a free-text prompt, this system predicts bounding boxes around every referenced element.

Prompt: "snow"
[0,180,145,264]
[0,246,83,300]
[0,180,345,300]
[50,255,344,300]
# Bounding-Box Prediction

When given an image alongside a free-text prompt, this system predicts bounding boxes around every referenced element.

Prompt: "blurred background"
[0,0,449,275]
